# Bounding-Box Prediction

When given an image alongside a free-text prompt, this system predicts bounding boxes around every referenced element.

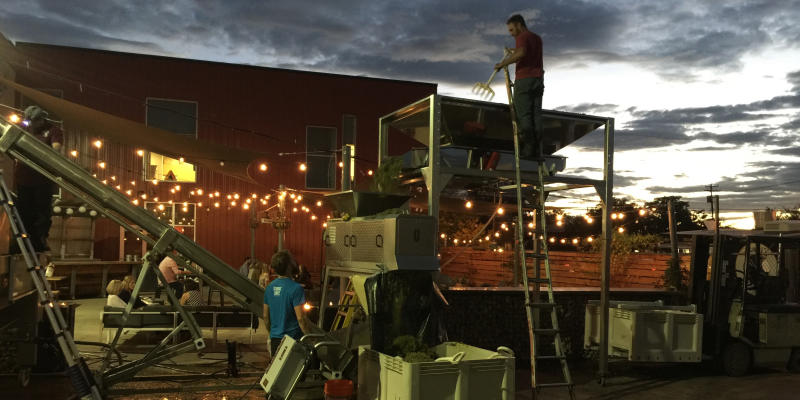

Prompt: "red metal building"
[9,42,436,279]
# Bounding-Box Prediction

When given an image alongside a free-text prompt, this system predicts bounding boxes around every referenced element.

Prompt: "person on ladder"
[11,105,62,255]
[494,14,545,160]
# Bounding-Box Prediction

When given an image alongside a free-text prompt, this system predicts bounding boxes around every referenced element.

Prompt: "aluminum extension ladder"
[501,65,575,399]
[0,172,102,400]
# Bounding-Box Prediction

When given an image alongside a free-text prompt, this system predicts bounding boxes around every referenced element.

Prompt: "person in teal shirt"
[263,250,311,357]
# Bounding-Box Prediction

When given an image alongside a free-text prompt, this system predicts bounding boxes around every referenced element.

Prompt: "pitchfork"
[473,49,513,100]
[472,69,499,100]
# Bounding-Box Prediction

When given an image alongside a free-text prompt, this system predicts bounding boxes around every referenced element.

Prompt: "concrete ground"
[1,296,798,399]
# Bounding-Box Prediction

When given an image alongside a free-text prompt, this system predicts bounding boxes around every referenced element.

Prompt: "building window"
[145,201,197,240]
[305,126,337,189]
[145,98,197,182]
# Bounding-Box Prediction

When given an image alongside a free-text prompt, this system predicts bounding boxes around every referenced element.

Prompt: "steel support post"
[598,118,614,384]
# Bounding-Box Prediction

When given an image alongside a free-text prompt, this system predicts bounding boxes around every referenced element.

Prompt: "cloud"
[0,10,162,54]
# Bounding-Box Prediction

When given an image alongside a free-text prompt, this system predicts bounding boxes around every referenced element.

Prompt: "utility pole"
[705,184,719,217]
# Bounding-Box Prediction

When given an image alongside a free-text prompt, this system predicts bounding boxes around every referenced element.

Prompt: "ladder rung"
[535,354,566,360]
[527,302,556,308]
[526,254,547,259]
[336,311,348,317]
[527,278,551,284]
[533,329,559,335]
[536,382,572,389]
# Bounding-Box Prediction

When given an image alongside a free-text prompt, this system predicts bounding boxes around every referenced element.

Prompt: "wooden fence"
[439,248,690,288]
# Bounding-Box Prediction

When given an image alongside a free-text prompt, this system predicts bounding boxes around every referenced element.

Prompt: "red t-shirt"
[514,30,544,79]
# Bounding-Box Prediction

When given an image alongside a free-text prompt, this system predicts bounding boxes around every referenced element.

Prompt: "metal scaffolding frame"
[377,94,616,382]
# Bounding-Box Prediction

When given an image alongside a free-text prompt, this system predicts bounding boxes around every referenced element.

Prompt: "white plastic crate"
[357,342,514,400]
[585,302,703,362]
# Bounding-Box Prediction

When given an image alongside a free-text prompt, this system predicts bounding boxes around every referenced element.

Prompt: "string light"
[214,202,220,208]
[299,163,307,172]
[494,232,500,238]
[572,238,579,244]
[98,161,106,169]
[440,233,446,239]
[528,222,534,229]
[93,139,102,149]
[639,209,646,216]
[259,163,268,172]
[178,157,185,163]
[549,237,556,243]
[311,215,317,220]
[243,204,249,210]
[322,222,327,228]
[497,207,505,215]
[367,169,374,176]
[69,150,78,157]
[136,149,144,156]
[338,161,344,168]
[197,189,203,195]
[618,227,625,233]
[9,114,20,123]
[316,200,322,207]
[465,201,472,209]
[587,236,594,243]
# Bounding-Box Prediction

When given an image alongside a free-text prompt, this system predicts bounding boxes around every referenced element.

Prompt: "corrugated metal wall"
[12,43,436,279]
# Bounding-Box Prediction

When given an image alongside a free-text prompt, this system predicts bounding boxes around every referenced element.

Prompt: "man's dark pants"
[270,337,282,357]
[513,77,545,157]
[167,281,184,302]
[15,184,55,252]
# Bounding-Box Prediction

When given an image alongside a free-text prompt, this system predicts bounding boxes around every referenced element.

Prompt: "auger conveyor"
[0,117,264,390]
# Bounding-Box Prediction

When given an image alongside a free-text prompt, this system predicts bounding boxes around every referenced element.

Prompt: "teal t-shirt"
[264,277,305,339]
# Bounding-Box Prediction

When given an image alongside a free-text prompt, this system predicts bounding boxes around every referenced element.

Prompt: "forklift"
[686,223,800,376]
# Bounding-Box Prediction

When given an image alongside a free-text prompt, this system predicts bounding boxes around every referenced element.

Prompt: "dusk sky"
[2,0,799,227]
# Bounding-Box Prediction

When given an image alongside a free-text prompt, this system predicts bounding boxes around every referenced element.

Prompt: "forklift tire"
[788,348,800,373]
[722,341,751,377]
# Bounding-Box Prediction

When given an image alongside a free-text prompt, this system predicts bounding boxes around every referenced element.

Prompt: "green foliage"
[439,211,483,245]
[589,232,662,255]
[370,157,403,193]
[590,232,662,284]
[586,196,706,236]
[663,256,687,291]
[390,335,437,362]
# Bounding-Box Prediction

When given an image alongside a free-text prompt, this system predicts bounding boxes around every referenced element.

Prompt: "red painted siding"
[12,43,436,278]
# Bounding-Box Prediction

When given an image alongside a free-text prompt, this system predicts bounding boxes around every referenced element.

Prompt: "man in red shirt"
[495,14,545,159]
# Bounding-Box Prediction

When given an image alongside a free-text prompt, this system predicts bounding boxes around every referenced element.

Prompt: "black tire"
[722,341,752,377]
[788,348,800,373]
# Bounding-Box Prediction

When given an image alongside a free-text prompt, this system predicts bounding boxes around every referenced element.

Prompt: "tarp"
[0,76,267,184]
[364,270,446,353]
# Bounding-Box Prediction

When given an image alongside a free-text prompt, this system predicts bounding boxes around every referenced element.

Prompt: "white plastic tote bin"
[357,342,515,400]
